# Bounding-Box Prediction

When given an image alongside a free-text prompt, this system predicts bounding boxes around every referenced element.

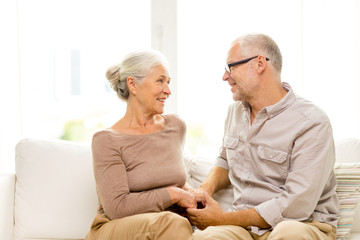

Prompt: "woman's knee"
[152,211,192,230]
[94,212,192,240]
[150,212,193,239]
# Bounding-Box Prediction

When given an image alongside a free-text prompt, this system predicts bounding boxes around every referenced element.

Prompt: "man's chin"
[232,93,242,101]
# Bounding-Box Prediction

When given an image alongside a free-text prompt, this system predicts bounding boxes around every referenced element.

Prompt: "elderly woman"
[85,50,196,240]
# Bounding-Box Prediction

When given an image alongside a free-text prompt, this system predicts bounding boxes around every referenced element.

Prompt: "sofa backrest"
[14,138,97,240]
[13,138,360,239]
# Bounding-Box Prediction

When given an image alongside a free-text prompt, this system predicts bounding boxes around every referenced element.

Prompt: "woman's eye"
[157,79,163,83]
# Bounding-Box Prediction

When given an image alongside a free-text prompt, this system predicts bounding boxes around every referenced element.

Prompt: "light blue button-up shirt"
[216,83,339,235]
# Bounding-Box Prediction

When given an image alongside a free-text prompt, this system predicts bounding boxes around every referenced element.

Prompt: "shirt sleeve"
[92,131,173,220]
[215,105,232,171]
[215,145,230,170]
[255,121,336,228]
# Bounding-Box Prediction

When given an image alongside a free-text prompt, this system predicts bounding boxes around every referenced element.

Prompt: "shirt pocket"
[223,136,239,169]
[256,145,289,182]
[224,136,239,149]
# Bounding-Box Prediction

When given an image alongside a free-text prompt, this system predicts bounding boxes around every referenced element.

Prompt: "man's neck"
[248,83,287,124]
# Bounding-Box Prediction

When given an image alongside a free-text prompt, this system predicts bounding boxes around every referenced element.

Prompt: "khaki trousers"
[85,211,193,240]
[193,220,336,240]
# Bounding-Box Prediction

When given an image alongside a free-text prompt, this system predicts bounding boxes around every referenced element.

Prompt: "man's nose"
[223,70,231,81]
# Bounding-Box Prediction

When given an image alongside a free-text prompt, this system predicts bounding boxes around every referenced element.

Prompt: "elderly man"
[187,33,339,240]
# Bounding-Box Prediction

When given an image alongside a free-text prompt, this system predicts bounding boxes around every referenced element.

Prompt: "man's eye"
[157,79,163,83]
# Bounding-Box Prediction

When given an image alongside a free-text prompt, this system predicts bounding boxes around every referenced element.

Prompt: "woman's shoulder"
[93,128,113,138]
[164,114,185,127]
[92,129,122,145]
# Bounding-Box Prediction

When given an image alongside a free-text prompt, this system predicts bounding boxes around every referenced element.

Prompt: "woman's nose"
[164,83,171,96]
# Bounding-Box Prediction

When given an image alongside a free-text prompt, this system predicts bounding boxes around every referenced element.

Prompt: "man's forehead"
[227,43,242,60]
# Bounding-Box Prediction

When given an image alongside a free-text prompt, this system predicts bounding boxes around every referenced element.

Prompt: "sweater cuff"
[159,188,174,210]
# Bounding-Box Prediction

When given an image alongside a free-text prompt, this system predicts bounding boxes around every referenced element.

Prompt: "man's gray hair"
[233,33,282,73]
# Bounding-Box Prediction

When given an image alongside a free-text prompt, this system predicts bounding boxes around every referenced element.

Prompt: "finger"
[189,201,197,209]
[186,213,199,224]
[203,192,215,206]
[196,194,205,203]
[186,207,199,216]
[197,224,206,230]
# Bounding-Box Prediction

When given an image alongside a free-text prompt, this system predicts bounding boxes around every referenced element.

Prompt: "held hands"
[187,192,224,230]
[182,182,207,203]
[167,184,225,229]
[167,186,197,209]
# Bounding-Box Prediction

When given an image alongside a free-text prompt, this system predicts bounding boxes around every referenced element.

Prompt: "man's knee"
[269,221,314,240]
[194,225,252,240]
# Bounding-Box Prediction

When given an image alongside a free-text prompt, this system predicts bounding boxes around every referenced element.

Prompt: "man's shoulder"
[291,96,330,124]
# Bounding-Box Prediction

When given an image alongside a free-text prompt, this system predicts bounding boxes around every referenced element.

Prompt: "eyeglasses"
[225,55,270,74]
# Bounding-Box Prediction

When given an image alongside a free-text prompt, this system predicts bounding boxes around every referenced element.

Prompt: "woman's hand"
[167,186,197,208]
[182,182,206,203]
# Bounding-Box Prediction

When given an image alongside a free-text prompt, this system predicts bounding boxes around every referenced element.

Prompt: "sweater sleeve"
[92,131,173,220]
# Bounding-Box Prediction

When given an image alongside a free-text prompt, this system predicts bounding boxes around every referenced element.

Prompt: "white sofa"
[0,138,359,240]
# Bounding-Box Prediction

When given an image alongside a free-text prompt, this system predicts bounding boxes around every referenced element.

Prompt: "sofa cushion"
[0,173,15,240]
[336,138,360,164]
[14,139,97,240]
[185,154,233,212]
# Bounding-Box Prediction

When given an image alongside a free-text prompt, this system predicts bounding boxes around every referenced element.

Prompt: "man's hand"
[187,192,224,230]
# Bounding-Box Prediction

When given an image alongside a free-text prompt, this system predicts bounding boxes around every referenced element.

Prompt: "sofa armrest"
[0,173,15,240]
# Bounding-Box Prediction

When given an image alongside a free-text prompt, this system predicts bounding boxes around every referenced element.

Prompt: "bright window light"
[17,0,151,141]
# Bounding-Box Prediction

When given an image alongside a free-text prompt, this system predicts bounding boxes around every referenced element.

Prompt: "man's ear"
[127,76,136,95]
[257,55,267,74]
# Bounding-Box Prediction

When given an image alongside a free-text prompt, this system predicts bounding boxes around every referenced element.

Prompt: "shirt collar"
[242,82,296,119]
[264,82,296,119]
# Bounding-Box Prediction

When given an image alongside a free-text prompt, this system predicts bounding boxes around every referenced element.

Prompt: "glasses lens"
[225,64,230,74]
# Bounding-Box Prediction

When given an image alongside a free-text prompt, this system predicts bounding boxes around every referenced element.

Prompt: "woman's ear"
[127,76,137,95]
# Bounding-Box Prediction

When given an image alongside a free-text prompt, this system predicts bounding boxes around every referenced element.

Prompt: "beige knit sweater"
[92,114,187,220]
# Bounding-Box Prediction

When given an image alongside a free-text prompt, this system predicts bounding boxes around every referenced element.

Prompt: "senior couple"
[85,33,339,240]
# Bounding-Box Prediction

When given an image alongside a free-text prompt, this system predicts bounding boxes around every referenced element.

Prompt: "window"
[177,0,303,157]
[17,0,151,141]
[177,0,360,157]
[2,0,360,173]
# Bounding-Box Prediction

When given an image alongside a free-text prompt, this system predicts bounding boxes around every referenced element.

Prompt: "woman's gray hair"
[106,49,169,101]
[233,33,283,73]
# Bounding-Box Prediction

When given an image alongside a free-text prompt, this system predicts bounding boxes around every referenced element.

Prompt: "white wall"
[302,0,360,140]
[151,0,178,114]
[0,0,22,173]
